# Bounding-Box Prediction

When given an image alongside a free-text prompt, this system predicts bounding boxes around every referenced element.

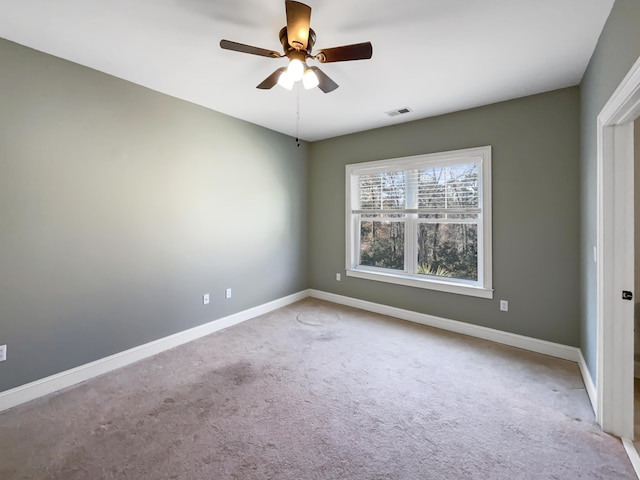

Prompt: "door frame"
[597,54,640,438]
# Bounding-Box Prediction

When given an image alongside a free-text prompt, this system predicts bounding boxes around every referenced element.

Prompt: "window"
[345,146,492,298]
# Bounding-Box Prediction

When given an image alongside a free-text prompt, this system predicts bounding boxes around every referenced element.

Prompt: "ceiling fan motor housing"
[279,27,316,57]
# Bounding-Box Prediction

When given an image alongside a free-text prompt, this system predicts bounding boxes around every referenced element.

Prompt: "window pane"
[417,223,477,281]
[417,164,478,210]
[359,220,405,270]
[358,171,406,210]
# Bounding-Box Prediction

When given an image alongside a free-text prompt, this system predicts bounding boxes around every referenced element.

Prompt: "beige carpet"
[0,299,635,479]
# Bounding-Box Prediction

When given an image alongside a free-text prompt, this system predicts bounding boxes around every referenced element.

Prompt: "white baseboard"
[309,289,581,362]
[622,438,640,480]
[0,290,310,413]
[578,350,598,414]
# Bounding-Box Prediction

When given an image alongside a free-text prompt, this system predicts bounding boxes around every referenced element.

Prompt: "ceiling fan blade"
[257,67,287,90]
[310,67,339,93]
[316,42,373,63]
[285,0,312,50]
[220,39,282,58]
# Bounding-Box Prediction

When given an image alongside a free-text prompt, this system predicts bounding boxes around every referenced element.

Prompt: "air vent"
[386,107,412,117]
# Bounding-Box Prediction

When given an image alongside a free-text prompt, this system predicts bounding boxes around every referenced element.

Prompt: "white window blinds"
[354,160,480,214]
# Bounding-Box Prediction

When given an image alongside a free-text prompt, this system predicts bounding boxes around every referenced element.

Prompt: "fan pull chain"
[295,85,301,147]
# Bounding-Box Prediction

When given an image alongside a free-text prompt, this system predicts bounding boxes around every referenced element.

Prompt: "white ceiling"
[0,0,614,142]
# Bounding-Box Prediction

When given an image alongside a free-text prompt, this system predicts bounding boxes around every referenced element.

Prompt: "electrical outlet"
[336,273,341,281]
[225,288,232,299]
[0,345,6,362]
[500,300,509,312]
[203,294,210,305]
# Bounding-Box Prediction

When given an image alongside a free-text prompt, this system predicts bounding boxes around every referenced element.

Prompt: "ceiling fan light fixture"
[302,67,319,90]
[287,58,305,82]
[277,70,294,90]
[220,1,373,94]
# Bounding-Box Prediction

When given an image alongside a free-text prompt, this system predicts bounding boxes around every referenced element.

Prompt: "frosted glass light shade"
[287,59,305,81]
[302,68,319,90]
[278,70,294,90]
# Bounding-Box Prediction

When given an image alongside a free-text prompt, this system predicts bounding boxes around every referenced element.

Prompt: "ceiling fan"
[219,0,373,93]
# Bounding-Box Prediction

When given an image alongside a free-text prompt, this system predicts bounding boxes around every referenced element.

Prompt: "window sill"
[345,268,494,299]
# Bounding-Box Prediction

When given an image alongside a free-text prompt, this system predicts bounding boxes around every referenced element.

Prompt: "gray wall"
[579,0,640,381]
[0,39,308,393]
[308,88,580,346]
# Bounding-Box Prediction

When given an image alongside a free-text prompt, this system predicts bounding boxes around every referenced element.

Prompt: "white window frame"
[345,146,493,299]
